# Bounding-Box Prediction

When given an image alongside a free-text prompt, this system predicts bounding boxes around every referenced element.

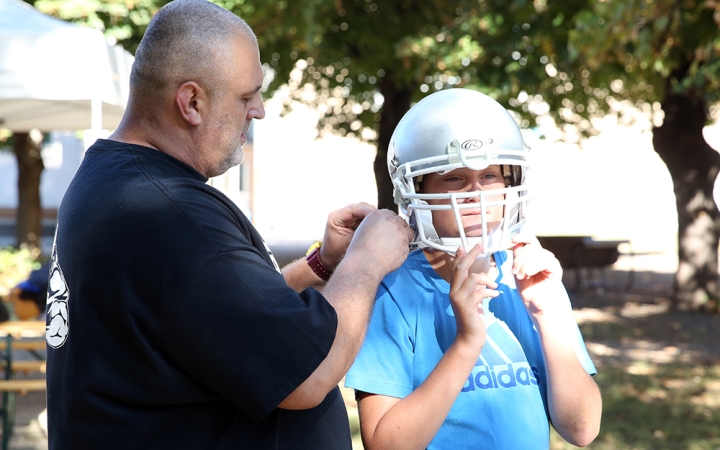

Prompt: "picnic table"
[536,235,633,291]
[0,320,46,450]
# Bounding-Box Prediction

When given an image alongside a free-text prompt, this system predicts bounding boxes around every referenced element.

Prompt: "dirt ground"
[567,263,720,368]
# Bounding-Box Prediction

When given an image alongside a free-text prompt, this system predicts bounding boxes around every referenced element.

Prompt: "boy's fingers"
[455,244,484,272]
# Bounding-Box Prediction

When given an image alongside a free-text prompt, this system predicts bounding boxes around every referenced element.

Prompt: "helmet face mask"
[388,89,531,256]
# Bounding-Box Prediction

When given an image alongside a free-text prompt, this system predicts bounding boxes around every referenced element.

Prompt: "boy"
[345,88,602,449]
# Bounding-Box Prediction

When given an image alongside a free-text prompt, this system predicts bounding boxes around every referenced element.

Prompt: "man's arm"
[512,235,602,447]
[283,202,376,292]
[279,208,413,410]
[282,256,326,291]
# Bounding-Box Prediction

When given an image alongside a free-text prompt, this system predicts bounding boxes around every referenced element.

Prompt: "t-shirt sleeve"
[344,283,414,399]
[159,249,338,422]
[559,285,597,376]
[571,320,597,376]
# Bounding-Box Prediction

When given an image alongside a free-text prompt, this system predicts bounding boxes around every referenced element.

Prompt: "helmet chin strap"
[438,228,504,257]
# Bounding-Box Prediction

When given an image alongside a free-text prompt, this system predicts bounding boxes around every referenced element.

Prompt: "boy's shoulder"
[379,249,441,300]
[387,249,436,281]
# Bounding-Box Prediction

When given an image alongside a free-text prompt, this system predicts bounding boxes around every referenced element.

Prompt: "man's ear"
[176,81,205,126]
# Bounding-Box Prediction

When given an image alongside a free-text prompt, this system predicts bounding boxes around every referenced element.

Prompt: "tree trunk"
[374,77,415,211]
[652,91,720,313]
[12,131,44,254]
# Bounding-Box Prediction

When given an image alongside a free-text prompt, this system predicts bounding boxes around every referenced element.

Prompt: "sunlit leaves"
[29,0,168,51]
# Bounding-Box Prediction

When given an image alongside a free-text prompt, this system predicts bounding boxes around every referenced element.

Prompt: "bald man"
[45,1,413,449]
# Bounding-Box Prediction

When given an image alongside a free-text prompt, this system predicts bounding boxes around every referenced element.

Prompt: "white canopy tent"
[0,0,134,133]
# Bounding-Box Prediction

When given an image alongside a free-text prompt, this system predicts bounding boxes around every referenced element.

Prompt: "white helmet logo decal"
[46,229,69,348]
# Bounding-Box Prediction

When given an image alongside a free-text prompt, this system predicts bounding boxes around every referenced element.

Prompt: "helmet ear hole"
[502,165,512,186]
[414,175,424,193]
[502,165,523,187]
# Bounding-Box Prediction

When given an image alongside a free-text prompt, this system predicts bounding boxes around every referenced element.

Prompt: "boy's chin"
[463,224,501,237]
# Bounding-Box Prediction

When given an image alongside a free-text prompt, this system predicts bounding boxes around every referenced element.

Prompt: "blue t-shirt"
[345,249,596,450]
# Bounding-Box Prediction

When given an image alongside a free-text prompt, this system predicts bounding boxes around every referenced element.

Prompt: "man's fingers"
[332,202,376,230]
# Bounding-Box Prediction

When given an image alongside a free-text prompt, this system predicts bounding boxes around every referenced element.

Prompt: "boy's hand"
[511,234,565,315]
[449,244,498,349]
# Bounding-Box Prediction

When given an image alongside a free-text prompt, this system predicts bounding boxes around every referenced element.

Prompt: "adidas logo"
[462,363,540,391]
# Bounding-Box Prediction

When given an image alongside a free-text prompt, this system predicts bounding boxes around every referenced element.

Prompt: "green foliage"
[26,0,720,139]
[568,0,720,125]
[235,0,507,141]
[27,0,169,53]
[227,0,645,144]
[0,247,42,295]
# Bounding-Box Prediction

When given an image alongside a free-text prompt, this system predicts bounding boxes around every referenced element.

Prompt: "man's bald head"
[130,0,256,100]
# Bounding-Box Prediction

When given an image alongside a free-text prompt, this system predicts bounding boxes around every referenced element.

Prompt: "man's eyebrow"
[243,83,263,96]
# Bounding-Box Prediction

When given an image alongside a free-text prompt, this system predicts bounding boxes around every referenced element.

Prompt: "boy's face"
[420,165,506,239]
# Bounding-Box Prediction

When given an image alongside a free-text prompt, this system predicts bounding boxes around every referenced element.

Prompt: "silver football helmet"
[388,88,531,256]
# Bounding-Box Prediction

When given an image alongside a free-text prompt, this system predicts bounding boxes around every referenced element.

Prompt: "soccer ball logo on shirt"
[46,229,69,348]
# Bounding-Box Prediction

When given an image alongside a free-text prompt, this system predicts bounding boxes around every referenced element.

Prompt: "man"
[45,1,413,448]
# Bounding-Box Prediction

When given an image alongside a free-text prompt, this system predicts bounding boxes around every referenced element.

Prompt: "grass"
[344,357,720,450]
[550,364,720,449]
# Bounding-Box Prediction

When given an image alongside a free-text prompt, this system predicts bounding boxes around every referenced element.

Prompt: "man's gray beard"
[212,146,244,178]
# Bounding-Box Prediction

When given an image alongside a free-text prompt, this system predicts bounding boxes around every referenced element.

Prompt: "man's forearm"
[282,257,326,292]
[278,254,385,410]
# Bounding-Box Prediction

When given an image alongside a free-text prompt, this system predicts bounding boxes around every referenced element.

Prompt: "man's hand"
[343,208,414,278]
[319,202,376,270]
[280,208,412,409]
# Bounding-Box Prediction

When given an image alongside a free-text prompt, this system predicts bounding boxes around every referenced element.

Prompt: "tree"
[0,131,44,254]
[28,0,720,311]
[549,0,720,312]
[230,0,588,208]
[246,0,720,312]
[235,0,498,210]
[12,132,44,253]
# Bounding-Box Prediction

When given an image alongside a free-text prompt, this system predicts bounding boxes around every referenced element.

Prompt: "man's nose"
[249,96,266,120]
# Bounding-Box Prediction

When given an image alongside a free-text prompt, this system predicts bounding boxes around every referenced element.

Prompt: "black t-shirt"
[46,140,350,449]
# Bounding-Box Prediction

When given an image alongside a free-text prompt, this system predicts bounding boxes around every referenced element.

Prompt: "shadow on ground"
[551,268,720,450]
[345,266,720,450]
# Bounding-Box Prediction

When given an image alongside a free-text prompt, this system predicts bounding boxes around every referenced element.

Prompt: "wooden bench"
[0,340,45,352]
[0,378,46,450]
[537,235,632,290]
[0,322,47,449]
[1,360,46,375]
[0,379,45,393]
